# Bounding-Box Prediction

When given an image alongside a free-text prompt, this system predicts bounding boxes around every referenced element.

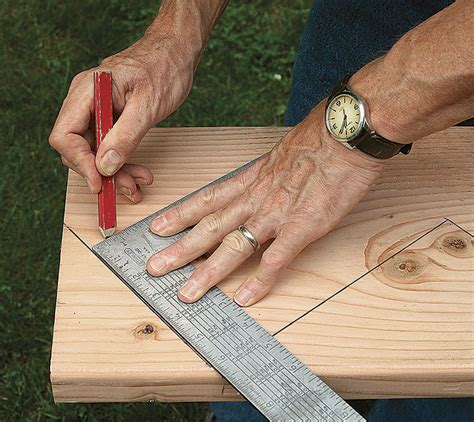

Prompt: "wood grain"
[51,126,473,402]
[276,219,473,399]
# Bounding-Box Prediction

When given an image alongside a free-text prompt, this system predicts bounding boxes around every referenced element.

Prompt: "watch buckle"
[341,141,356,150]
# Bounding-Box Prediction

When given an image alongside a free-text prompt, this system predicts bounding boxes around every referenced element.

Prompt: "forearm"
[349,0,474,143]
[146,0,229,69]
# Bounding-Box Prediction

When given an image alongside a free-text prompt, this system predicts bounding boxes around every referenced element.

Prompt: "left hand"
[146,103,384,307]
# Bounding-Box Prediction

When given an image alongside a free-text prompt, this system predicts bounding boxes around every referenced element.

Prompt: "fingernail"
[136,178,149,186]
[99,149,121,175]
[179,279,201,301]
[148,255,167,274]
[234,288,253,307]
[128,194,139,204]
[151,216,167,233]
[119,187,132,196]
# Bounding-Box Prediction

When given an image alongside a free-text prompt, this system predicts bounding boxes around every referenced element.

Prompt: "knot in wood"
[443,237,466,250]
[398,260,418,273]
[143,324,154,334]
[438,232,472,258]
[380,253,428,284]
[135,323,158,339]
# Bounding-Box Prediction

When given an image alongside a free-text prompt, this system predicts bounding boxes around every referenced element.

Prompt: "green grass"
[0,1,310,420]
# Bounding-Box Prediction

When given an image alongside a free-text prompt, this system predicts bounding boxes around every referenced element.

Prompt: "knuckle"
[223,232,248,255]
[48,133,60,149]
[261,250,285,270]
[252,272,270,287]
[169,240,186,258]
[118,129,139,147]
[199,265,218,286]
[170,205,187,224]
[200,213,222,235]
[197,187,217,208]
[70,71,88,90]
[236,172,248,194]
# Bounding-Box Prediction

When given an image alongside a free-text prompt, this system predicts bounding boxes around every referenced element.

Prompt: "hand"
[146,103,384,306]
[49,33,196,202]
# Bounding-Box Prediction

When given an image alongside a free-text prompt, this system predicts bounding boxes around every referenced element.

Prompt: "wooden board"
[50,127,473,403]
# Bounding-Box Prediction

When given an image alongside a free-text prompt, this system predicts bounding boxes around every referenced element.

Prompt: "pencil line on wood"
[272,219,449,337]
[444,218,474,237]
[64,223,95,253]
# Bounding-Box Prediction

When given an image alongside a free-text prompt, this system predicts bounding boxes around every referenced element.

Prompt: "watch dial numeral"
[350,126,355,133]
[336,100,341,107]
[354,104,359,110]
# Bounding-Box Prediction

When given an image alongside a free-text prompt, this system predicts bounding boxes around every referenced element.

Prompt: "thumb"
[96,95,153,176]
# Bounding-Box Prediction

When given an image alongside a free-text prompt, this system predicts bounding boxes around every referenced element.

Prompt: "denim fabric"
[369,398,474,422]
[210,398,474,421]
[211,1,473,421]
[210,401,266,422]
[285,0,454,126]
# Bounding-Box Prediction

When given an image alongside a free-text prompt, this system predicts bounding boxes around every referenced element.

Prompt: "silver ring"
[238,225,260,251]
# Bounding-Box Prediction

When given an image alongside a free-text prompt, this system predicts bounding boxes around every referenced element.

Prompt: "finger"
[150,159,266,236]
[61,154,101,193]
[147,199,252,276]
[192,257,206,268]
[177,216,274,303]
[123,185,143,203]
[50,73,101,191]
[114,170,143,203]
[121,163,154,186]
[234,232,306,307]
[63,157,144,202]
[83,127,95,148]
[95,94,154,176]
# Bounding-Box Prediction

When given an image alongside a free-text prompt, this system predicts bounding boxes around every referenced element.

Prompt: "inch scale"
[93,160,364,421]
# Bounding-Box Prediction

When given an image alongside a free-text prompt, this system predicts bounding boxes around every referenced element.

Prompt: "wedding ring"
[238,225,260,251]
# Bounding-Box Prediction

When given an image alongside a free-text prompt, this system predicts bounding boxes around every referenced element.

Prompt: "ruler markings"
[93,232,361,420]
[196,278,328,419]
[163,271,305,419]
[187,292,308,420]
[198,277,334,418]
[92,160,365,421]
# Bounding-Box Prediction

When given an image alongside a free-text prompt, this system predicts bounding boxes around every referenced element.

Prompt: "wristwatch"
[325,74,412,159]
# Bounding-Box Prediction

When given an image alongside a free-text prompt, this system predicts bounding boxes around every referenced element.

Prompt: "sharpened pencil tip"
[99,227,116,238]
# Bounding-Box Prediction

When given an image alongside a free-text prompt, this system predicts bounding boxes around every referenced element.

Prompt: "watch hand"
[343,108,348,127]
[339,117,345,135]
[339,109,347,135]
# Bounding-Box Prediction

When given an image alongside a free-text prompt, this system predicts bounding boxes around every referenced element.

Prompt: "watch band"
[349,131,412,159]
[330,74,413,159]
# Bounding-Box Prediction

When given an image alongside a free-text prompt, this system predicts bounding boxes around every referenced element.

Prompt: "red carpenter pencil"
[93,71,117,238]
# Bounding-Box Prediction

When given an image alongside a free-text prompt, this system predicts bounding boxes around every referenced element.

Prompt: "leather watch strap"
[332,73,413,159]
[349,131,412,159]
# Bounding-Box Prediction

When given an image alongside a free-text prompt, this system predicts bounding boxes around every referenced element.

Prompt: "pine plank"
[276,219,473,399]
[51,126,473,402]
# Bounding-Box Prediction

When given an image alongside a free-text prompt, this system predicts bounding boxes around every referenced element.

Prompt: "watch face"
[325,93,364,141]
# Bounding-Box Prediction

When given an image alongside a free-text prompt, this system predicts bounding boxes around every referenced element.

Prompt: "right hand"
[49,34,196,202]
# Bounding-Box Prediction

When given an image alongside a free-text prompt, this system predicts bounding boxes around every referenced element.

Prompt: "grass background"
[0,0,311,420]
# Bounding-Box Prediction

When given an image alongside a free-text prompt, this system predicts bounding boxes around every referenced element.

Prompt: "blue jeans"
[211,0,473,420]
[210,399,474,421]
